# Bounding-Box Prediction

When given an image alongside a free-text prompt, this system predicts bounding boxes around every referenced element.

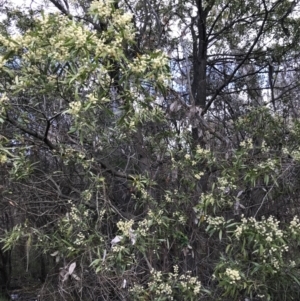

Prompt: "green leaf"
[264,174,269,185]
[225,244,232,254]
[68,127,78,134]
[289,273,300,286]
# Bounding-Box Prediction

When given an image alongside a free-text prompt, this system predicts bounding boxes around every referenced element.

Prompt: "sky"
[10,0,60,13]
[12,0,43,8]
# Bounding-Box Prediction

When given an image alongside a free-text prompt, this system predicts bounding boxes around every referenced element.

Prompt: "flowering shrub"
[130,266,202,301]
[208,214,300,300]
[1,1,300,301]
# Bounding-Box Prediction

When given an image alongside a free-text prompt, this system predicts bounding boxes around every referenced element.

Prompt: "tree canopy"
[0,0,300,300]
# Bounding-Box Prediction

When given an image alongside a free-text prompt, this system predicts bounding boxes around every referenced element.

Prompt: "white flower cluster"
[129,284,144,295]
[173,265,179,276]
[113,12,133,27]
[112,245,125,252]
[68,101,82,117]
[90,1,135,43]
[290,260,296,267]
[234,215,288,271]
[206,216,225,228]
[261,140,269,153]
[117,219,134,236]
[139,187,153,201]
[194,172,204,180]
[240,138,253,149]
[156,282,173,296]
[147,268,201,299]
[73,25,90,49]
[151,51,169,69]
[148,209,164,225]
[196,146,210,156]
[82,190,92,201]
[179,273,201,295]
[289,216,300,235]
[257,158,277,171]
[200,193,215,207]
[0,34,22,52]
[290,149,300,162]
[129,54,150,74]
[137,218,150,237]
[64,200,88,224]
[2,5,135,82]
[128,52,169,81]
[270,257,280,270]
[148,269,173,296]
[0,154,7,164]
[74,232,85,246]
[30,15,72,61]
[69,203,81,223]
[224,268,241,284]
[217,176,236,192]
[173,211,186,225]
[89,0,114,18]
[87,93,98,104]
[130,265,201,299]
[165,193,172,203]
[257,294,265,299]
[99,209,106,218]
[184,154,190,160]
[234,216,283,240]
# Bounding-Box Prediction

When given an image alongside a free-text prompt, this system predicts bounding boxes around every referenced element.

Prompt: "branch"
[6,113,132,180]
[94,160,134,180]
[49,0,70,16]
[202,1,269,115]
[6,113,56,150]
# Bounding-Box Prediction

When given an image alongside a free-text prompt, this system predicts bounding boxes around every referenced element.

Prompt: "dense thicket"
[0,0,300,300]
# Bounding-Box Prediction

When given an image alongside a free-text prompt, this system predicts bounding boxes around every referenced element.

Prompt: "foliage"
[0,0,300,300]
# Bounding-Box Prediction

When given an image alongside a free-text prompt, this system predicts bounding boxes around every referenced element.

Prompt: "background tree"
[0,0,300,300]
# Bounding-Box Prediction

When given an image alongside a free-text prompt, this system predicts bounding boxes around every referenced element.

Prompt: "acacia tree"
[1,0,300,300]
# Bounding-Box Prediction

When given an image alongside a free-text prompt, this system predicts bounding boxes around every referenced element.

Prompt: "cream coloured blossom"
[207,216,225,228]
[68,101,82,116]
[0,154,7,164]
[89,0,114,18]
[289,215,300,235]
[112,245,125,252]
[240,138,253,149]
[87,93,98,104]
[113,12,133,27]
[137,218,150,236]
[225,268,241,284]
[117,219,134,236]
[74,232,85,246]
